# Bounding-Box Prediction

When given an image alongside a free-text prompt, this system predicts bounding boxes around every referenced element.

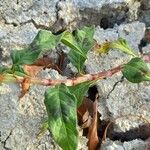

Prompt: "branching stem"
[2,53,150,87]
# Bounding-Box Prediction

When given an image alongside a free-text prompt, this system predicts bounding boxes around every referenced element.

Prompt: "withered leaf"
[33,57,62,74]
[87,99,99,150]
[20,57,61,98]
[77,97,99,150]
[77,97,93,127]
[20,65,43,98]
[81,111,92,129]
[19,78,31,98]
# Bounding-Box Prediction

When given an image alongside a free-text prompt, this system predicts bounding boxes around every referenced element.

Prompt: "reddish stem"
[15,65,123,86]
[2,53,150,87]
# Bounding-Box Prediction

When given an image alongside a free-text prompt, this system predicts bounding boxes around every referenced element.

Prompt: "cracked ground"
[0,0,150,149]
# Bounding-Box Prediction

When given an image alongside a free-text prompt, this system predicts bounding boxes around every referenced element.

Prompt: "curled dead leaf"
[19,78,31,98]
[33,57,63,74]
[20,57,61,98]
[77,97,93,127]
[77,96,99,150]
[81,111,92,129]
[87,99,99,150]
[19,65,43,98]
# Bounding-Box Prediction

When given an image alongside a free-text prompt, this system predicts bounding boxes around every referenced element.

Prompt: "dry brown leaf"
[81,111,92,129]
[77,97,93,127]
[24,65,43,77]
[33,56,53,67]
[82,111,90,125]
[57,51,66,72]
[87,99,99,150]
[33,57,62,74]
[19,57,58,98]
[19,65,43,98]
[19,78,31,98]
[77,96,99,150]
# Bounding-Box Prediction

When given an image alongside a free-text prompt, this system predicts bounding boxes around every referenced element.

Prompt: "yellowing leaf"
[111,38,137,57]
[94,41,110,55]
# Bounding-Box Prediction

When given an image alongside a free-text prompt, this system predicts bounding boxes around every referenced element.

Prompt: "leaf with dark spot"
[44,84,78,150]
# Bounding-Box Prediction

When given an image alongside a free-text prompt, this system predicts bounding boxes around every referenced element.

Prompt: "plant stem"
[2,53,150,87]
[15,65,123,86]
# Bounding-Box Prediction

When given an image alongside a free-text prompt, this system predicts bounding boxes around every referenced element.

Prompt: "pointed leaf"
[111,38,137,57]
[62,26,95,73]
[44,84,78,150]
[31,30,62,52]
[11,48,41,65]
[69,81,93,107]
[61,31,86,58]
[122,57,150,83]
[75,26,95,53]
[11,30,63,65]
[68,51,86,74]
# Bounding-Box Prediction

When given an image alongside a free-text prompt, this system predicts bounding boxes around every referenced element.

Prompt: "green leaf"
[75,26,95,52]
[0,67,9,74]
[111,38,137,57]
[69,81,93,107]
[11,65,27,77]
[0,67,16,75]
[11,48,41,65]
[31,30,62,52]
[11,30,63,65]
[61,31,86,58]
[122,57,150,83]
[0,65,27,79]
[0,66,27,84]
[68,51,86,74]
[44,84,78,150]
[62,26,95,73]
